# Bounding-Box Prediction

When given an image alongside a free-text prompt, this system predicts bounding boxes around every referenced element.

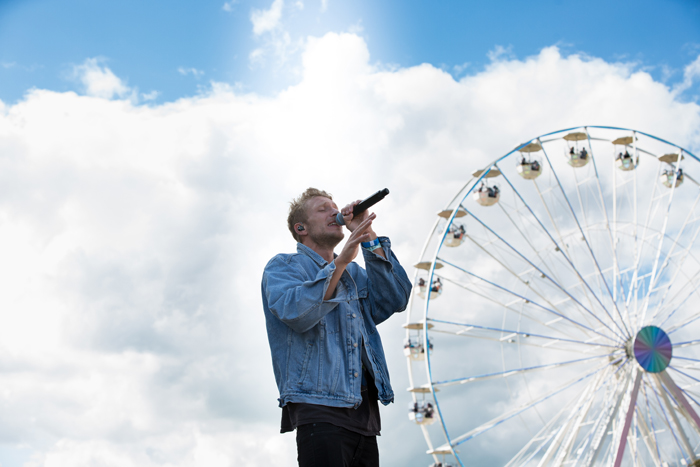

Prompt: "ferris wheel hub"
[633,326,673,373]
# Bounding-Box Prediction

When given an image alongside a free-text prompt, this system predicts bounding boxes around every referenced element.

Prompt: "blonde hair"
[287,188,334,242]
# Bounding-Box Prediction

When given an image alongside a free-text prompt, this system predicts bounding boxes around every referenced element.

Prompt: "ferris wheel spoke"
[653,258,700,329]
[538,364,613,466]
[428,318,617,350]
[575,133,631,334]
[667,310,700,335]
[561,360,634,467]
[646,193,700,323]
[538,141,631,338]
[438,359,615,450]
[495,200,565,284]
[504,402,571,467]
[461,211,627,341]
[497,168,615,327]
[627,161,665,327]
[437,258,618,343]
[431,274,590,343]
[585,129,633,330]
[431,354,610,388]
[449,234,605,336]
[638,159,686,327]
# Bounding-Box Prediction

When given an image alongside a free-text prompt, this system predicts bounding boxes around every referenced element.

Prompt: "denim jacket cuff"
[362,236,391,262]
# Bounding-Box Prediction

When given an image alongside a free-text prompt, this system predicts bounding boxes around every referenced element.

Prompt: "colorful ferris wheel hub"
[633,326,672,373]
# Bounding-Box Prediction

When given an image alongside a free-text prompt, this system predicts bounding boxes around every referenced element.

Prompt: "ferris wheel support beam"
[613,369,643,467]
[633,404,664,467]
[652,373,697,462]
[579,362,633,467]
[538,368,609,467]
[640,384,664,466]
[659,370,700,434]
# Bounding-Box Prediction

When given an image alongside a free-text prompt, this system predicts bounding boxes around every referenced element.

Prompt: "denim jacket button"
[354,372,359,378]
[353,342,358,348]
[352,313,356,318]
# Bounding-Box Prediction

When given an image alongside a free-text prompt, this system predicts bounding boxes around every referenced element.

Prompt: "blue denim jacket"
[262,237,412,409]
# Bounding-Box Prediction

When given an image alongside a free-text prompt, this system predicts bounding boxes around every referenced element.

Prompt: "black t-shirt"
[280,368,381,436]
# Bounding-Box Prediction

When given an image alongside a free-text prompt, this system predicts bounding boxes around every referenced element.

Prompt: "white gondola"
[660,153,684,188]
[404,337,433,361]
[473,182,500,206]
[616,151,638,171]
[408,400,436,425]
[443,223,466,247]
[661,168,684,188]
[417,277,443,299]
[437,209,467,247]
[516,142,543,179]
[564,132,590,167]
[613,136,638,171]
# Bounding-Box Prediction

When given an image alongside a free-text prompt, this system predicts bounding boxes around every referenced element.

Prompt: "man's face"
[303,196,344,247]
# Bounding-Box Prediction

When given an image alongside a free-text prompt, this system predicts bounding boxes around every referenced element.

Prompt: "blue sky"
[1,0,699,104]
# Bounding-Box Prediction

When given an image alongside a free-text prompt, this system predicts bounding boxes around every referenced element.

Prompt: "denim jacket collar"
[296,242,336,268]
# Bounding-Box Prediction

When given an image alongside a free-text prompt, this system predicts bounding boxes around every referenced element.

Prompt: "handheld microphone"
[336,188,390,226]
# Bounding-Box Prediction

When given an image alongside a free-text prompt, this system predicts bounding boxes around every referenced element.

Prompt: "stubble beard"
[309,228,344,250]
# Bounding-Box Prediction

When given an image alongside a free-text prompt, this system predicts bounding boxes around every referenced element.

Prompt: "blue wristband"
[361,238,381,251]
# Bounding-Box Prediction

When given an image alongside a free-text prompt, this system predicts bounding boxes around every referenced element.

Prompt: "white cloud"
[141,90,160,101]
[222,1,237,12]
[251,0,284,35]
[72,58,131,99]
[320,0,328,12]
[0,33,699,467]
[177,67,205,78]
[674,53,700,94]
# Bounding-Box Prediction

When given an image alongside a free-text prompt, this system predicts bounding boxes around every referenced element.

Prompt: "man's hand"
[324,213,376,301]
[340,200,370,232]
[336,213,376,267]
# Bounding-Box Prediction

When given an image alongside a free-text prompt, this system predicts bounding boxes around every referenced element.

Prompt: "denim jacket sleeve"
[362,237,412,325]
[263,255,351,334]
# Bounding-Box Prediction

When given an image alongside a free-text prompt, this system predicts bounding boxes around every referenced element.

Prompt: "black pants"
[296,423,379,467]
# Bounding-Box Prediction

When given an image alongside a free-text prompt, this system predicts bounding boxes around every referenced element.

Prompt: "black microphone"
[336,188,390,226]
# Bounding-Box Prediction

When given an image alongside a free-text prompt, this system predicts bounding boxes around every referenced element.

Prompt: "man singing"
[261,188,412,467]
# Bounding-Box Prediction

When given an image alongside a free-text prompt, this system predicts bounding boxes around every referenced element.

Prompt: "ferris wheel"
[404,126,700,467]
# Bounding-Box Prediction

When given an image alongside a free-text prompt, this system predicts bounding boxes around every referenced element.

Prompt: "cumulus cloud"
[0,32,699,467]
[72,58,131,99]
[674,53,700,95]
[251,0,284,35]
